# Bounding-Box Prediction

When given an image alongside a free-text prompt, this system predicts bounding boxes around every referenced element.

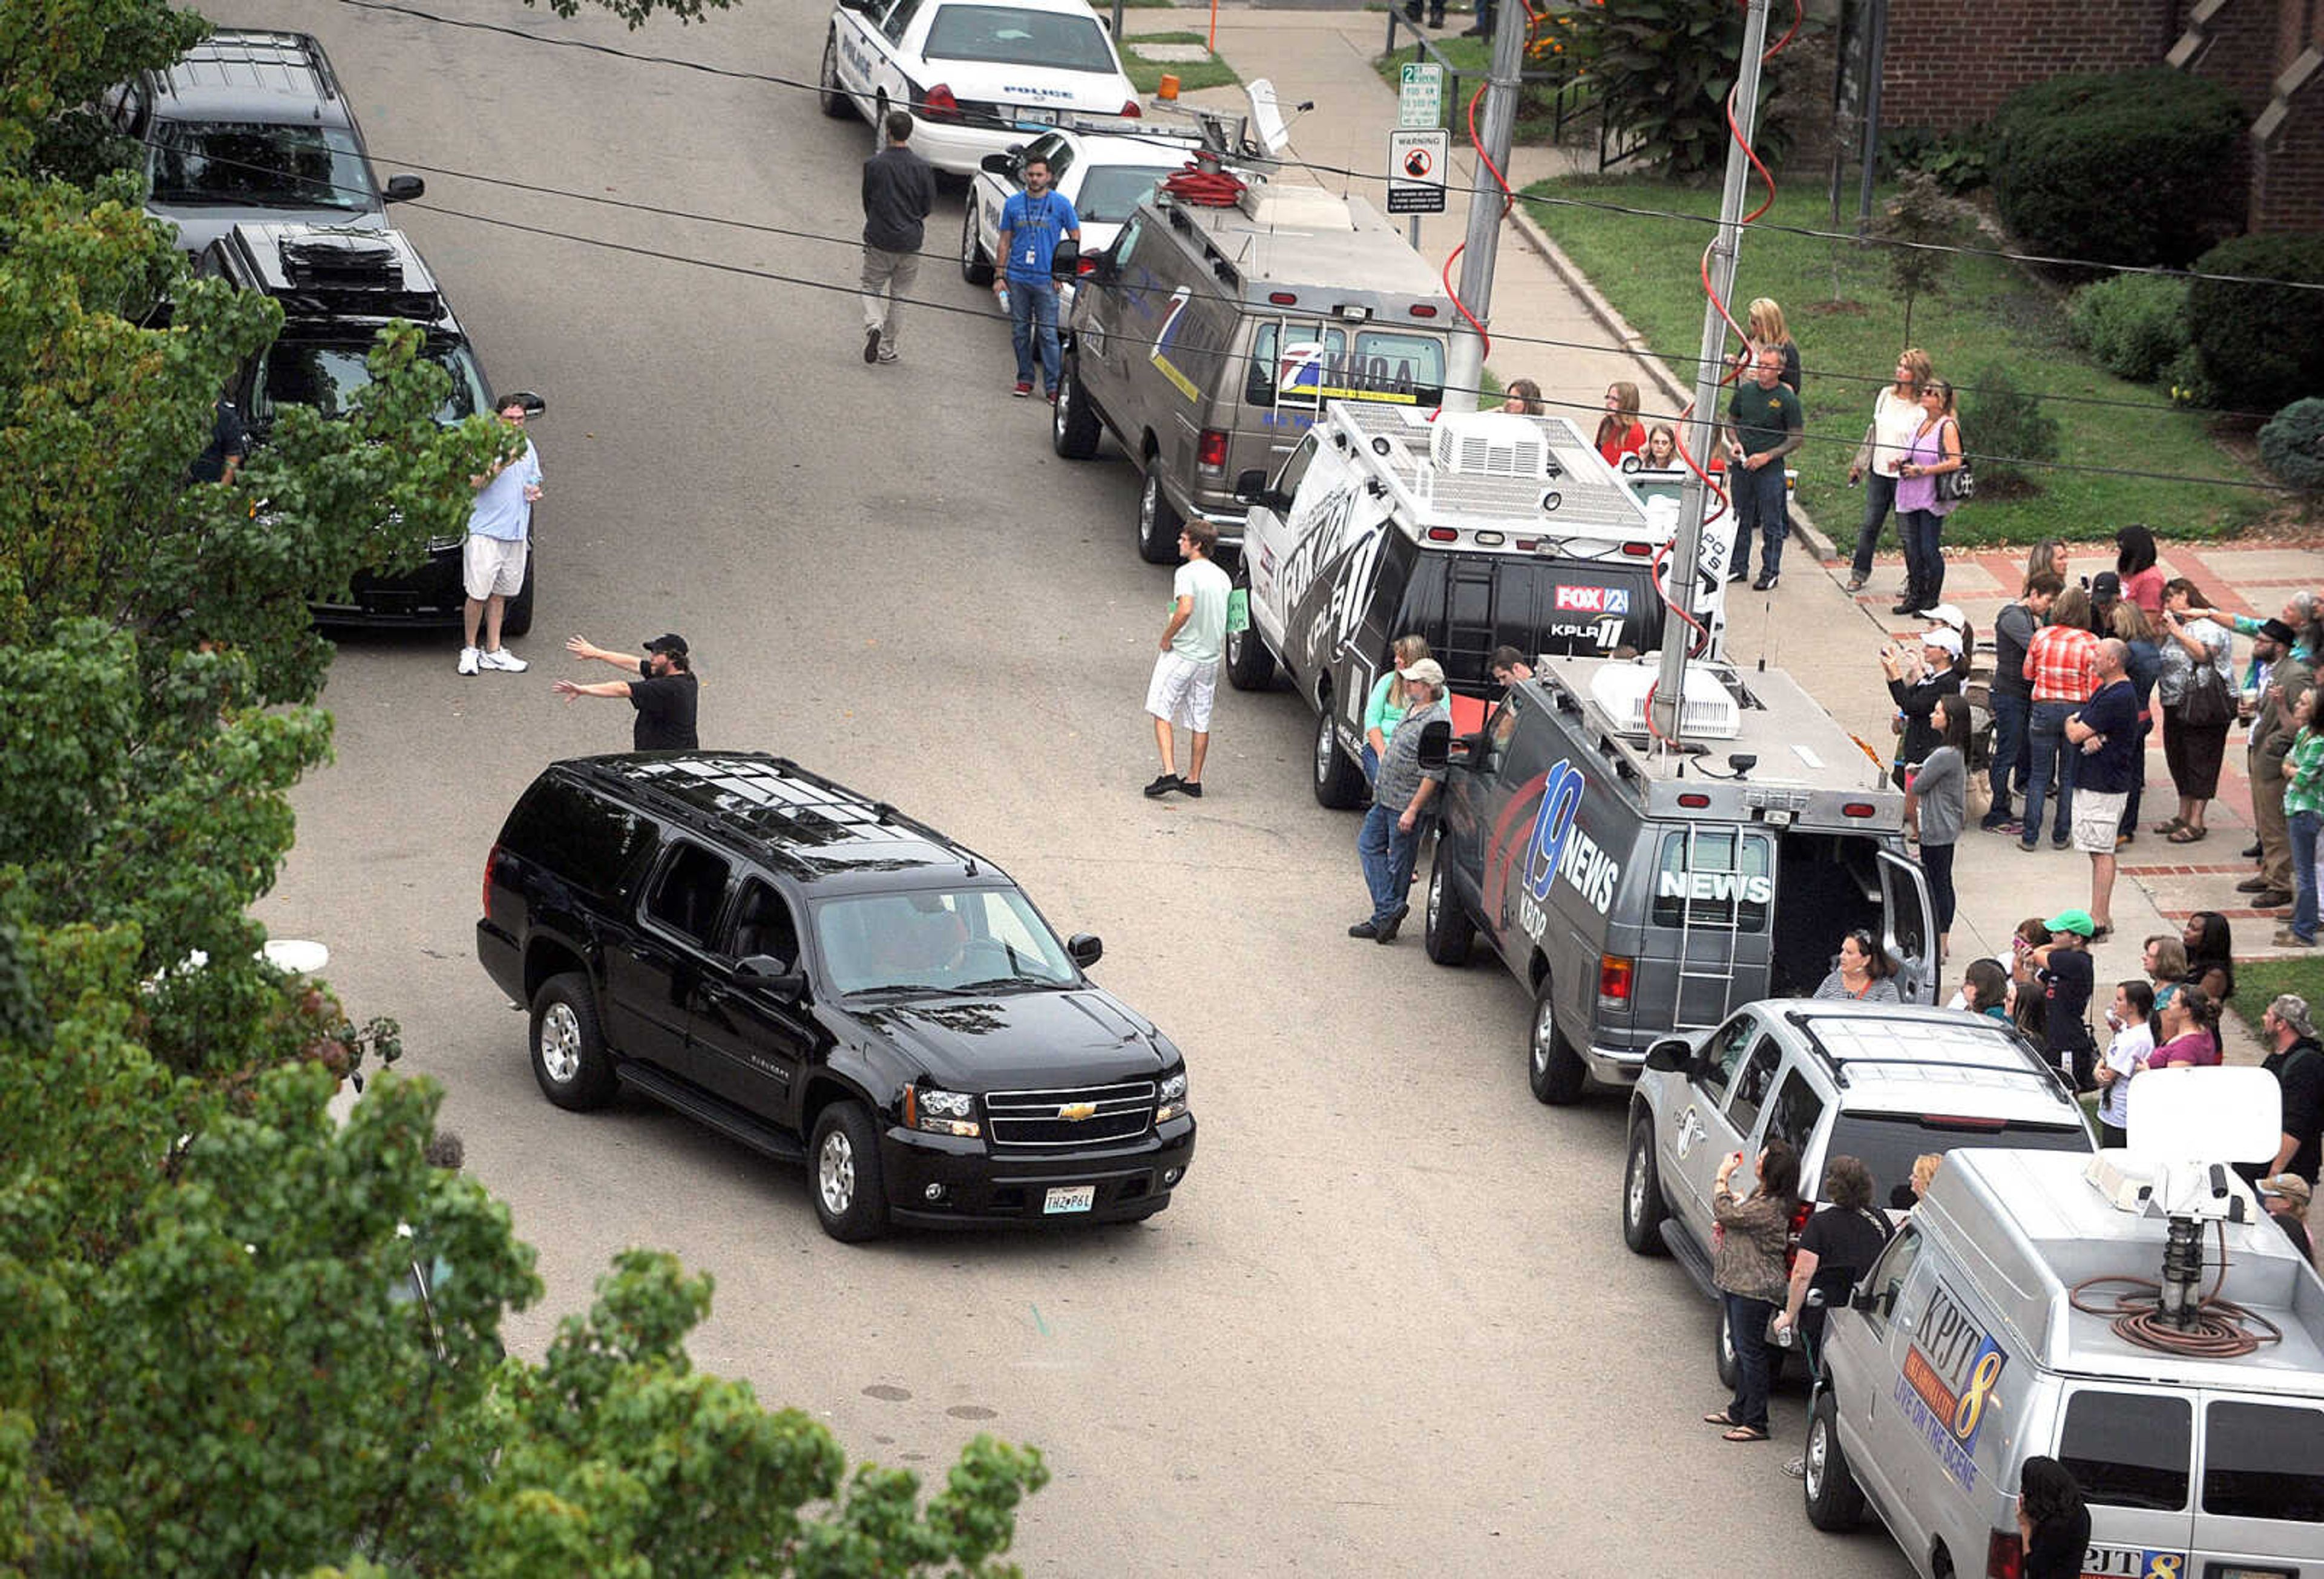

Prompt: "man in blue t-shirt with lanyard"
[993,154,1081,400]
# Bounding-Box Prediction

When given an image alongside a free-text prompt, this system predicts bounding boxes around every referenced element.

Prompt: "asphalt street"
[248,0,1916,1569]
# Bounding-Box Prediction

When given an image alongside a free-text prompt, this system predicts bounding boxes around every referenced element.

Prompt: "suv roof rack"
[592,754,987,873]
[1784,1008,2061,1092]
[174,30,341,103]
[223,225,447,322]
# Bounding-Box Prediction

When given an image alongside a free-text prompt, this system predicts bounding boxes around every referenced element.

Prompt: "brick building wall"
[2253,98,2324,231]
[1878,0,2184,131]
[2197,0,2286,113]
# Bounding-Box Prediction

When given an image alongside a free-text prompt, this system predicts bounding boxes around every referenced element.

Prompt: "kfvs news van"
[1426,653,1937,1103]
[1226,402,1736,807]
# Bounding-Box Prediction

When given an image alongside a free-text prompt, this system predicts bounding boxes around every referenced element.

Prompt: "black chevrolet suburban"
[476,753,1196,1241]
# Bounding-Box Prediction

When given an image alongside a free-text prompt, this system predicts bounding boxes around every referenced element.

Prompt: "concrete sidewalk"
[1137,5,2313,1049]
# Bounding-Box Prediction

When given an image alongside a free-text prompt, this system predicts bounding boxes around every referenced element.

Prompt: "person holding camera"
[1703,1139,1800,1445]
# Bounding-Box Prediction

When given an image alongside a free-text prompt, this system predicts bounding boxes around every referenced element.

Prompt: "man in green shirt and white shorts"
[1145,520,1231,799]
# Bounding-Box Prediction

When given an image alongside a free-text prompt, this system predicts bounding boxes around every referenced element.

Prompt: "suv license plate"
[1008,105,1057,126]
[1043,1184,1095,1215]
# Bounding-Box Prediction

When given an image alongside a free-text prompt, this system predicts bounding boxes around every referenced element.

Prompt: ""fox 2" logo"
[1552,585,1630,616]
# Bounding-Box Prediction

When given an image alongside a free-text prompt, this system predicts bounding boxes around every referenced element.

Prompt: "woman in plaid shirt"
[2021,586,2101,853]
[2280,683,2323,948]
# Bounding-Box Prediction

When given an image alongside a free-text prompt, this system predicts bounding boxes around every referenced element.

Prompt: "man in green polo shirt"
[1723,347,1805,592]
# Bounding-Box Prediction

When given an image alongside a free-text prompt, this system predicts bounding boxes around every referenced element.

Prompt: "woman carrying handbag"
[2155,577,2237,844]
[1845,349,1931,596]
[1891,379,1968,619]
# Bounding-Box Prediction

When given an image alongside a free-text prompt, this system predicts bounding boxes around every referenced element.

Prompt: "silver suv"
[103,30,423,256]
[1620,1001,2094,1382]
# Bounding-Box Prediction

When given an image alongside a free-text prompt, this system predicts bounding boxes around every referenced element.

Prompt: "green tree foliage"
[1578,0,1820,179]
[1869,171,1976,346]
[1960,363,2061,496]
[0,0,1052,1571]
[2066,272,2192,385]
[2258,398,2324,497]
[2186,232,2324,414]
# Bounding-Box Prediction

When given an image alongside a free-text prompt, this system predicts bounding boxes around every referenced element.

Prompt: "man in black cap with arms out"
[556,632,700,750]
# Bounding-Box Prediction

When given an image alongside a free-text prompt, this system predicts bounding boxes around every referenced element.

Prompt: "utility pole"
[1443,0,1528,413]
[1653,0,1774,745]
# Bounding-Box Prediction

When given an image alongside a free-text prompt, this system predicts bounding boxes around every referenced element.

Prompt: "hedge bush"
[2067,274,2190,384]
[1960,364,2060,493]
[2259,399,2324,494]
[2187,233,2324,413]
[1987,71,2244,269]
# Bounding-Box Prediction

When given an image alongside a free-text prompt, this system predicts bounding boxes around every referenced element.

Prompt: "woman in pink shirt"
[2115,525,2165,619]
[2146,983,2222,1069]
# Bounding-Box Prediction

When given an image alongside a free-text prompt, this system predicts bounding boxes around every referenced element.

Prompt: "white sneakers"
[458,646,527,675]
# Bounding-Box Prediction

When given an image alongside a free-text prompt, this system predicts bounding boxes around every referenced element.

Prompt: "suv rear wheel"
[959,200,994,286]
[1621,1117,1669,1254]
[1053,357,1100,459]
[1423,842,1475,964]
[530,973,617,1111]
[1224,564,1275,691]
[818,32,853,119]
[1310,703,1367,810]
[1136,468,1181,565]
[1527,977,1588,1105]
[810,1101,891,1243]
[1803,1392,1866,1531]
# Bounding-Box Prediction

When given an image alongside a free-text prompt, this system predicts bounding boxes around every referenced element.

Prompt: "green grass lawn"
[1518,177,2269,547]
[1122,33,1239,96]
[2233,957,2324,1041]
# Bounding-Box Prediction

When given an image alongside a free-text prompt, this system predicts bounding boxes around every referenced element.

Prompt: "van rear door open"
[1874,849,1938,1003]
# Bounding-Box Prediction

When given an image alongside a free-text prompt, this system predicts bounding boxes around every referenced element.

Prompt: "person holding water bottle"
[994,154,1080,401]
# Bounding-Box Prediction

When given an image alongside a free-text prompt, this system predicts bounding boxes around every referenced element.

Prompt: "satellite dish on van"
[2124,1066,2280,1165]
[1244,79,1291,157]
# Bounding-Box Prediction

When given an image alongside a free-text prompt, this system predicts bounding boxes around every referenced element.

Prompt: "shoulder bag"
[2181,651,2234,728]
[1932,419,1975,508]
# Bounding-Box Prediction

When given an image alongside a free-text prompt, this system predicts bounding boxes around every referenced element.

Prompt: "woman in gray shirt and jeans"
[1909,697,1972,959]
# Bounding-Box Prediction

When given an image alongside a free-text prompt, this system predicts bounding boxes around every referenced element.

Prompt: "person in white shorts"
[1144,518,1231,799]
[459,393,542,676]
[2064,638,2142,939]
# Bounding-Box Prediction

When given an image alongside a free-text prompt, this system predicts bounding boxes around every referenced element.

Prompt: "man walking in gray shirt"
[1353,658,1452,943]
[859,111,936,365]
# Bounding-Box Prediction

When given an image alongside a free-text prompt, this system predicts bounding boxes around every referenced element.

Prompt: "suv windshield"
[815,888,1077,996]
[1821,1114,2089,1203]
[923,5,1117,71]
[256,338,491,425]
[149,121,377,211]
[1075,165,1174,223]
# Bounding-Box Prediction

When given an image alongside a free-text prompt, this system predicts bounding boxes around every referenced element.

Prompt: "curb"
[1506,197,1841,564]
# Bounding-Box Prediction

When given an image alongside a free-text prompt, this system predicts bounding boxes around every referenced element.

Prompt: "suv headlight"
[907,1084,980,1138]
[1155,1071,1189,1124]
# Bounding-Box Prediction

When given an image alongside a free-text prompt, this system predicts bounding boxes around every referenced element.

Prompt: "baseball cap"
[643,633,689,656]
[1922,603,1966,631]
[1401,658,1446,689]
[2044,908,2097,937]
[2260,1173,2314,1209]
[1920,628,1963,658]
[2091,571,2122,600]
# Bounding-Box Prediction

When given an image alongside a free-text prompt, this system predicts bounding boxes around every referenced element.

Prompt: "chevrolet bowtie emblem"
[1058,1101,1098,1121]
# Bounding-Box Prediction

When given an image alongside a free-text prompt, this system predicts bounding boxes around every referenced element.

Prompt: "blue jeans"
[1900,507,1944,605]
[2292,807,2322,942]
[1008,278,1062,390]
[1358,802,1423,925]
[1722,1292,1774,1434]
[1850,470,1897,582]
[2024,700,2079,845]
[1985,691,2029,824]
[1728,461,1790,580]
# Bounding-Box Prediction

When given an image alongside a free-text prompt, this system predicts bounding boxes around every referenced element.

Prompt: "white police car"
[960,123,1195,304]
[819,0,1142,176]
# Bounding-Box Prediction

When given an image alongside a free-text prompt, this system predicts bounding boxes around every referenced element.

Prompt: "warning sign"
[1387,128,1449,214]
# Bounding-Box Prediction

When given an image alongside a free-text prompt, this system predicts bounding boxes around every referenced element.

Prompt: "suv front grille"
[985,1080,1155,1150]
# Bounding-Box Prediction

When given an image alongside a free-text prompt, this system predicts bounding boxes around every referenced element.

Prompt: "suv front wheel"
[1423,842,1475,965]
[810,1101,891,1243]
[1804,1391,1867,1531]
[530,973,617,1111]
[1053,357,1100,459]
[1622,1117,1670,1254]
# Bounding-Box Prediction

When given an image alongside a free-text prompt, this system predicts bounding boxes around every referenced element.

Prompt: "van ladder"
[1672,822,1744,1032]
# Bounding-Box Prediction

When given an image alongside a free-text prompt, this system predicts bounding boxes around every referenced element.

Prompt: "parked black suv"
[475,753,1196,1241]
[197,222,531,634]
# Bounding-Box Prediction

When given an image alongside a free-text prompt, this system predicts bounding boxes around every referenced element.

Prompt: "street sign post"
[1396,62,1444,128]
[1387,128,1449,215]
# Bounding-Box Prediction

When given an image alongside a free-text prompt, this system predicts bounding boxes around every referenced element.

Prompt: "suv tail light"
[1598,953,1633,1002]
[917,83,960,120]
[1196,428,1229,475]
[1984,1530,2023,1579]
[481,843,502,922]
[1118,99,1141,117]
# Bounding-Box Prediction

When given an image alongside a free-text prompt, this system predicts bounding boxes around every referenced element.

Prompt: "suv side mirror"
[980,152,1018,177]
[736,954,807,997]
[1233,468,1268,503]
[1086,249,1118,286]
[383,174,425,203]
[1066,933,1103,968]
[1449,729,1489,764]
[1643,1037,1693,1074]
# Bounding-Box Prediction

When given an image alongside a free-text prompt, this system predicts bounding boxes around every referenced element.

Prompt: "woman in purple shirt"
[1892,379,1968,617]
